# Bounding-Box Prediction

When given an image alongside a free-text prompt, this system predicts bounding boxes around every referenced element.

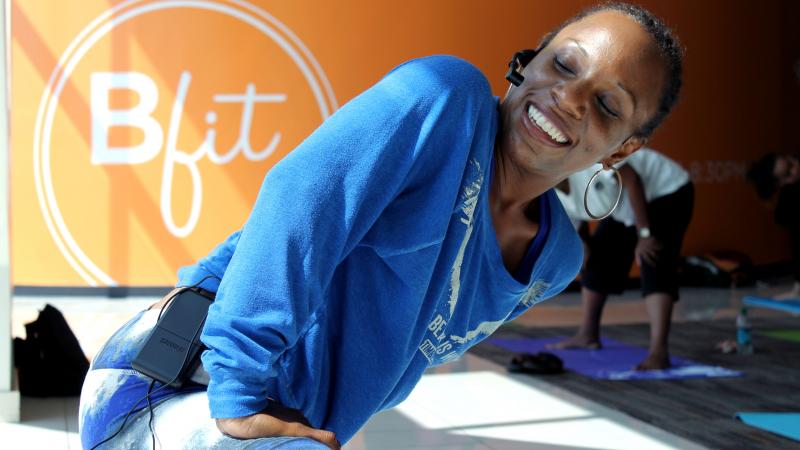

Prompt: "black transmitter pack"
[132,288,214,388]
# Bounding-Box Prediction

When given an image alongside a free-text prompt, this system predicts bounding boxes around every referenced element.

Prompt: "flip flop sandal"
[507,351,564,375]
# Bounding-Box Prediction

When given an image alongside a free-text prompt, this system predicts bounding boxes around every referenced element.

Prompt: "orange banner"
[10,0,794,286]
[12,0,341,286]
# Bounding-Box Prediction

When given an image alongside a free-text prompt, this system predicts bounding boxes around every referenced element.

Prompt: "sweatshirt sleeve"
[198,56,494,418]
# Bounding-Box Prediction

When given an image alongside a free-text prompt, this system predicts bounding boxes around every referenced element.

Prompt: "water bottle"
[736,307,753,354]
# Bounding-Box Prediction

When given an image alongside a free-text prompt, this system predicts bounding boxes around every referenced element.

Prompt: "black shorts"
[581,182,694,300]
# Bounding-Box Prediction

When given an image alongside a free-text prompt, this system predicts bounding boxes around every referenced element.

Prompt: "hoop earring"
[583,166,623,220]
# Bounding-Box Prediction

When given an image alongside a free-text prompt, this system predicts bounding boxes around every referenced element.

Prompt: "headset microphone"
[505,49,539,86]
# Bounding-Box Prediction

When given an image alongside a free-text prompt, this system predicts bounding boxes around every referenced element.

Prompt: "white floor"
[2,295,715,449]
[347,355,707,450]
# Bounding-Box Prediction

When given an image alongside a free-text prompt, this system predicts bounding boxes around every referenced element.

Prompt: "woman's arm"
[199,56,496,436]
[618,164,660,266]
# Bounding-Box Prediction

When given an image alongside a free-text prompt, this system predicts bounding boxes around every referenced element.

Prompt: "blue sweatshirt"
[177,56,583,442]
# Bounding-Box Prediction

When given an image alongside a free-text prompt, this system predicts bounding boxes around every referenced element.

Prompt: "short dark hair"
[747,153,779,199]
[536,2,684,139]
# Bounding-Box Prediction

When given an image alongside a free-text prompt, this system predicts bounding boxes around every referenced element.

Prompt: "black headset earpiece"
[505,49,539,86]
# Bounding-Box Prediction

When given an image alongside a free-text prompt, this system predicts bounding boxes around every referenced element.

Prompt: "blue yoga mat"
[736,412,800,442]
[487,336,742,380]
[743,296,800,314]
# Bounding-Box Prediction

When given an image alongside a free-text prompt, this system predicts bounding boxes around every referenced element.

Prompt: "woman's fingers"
[217,413,340,449]
[283,421,341,449]
[642,252,656,266]
[642,247,658,265]
[636,238,662,267]
[635,246,649,267]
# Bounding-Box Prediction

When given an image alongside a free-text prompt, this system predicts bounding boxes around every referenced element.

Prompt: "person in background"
[747,153,800,299]
[552,148,694,370]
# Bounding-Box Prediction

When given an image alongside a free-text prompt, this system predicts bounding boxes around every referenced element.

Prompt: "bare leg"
[548,287,607,349]
[635,292,674,370]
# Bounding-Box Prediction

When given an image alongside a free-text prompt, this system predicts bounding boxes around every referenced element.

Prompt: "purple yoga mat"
[487,336,742,380]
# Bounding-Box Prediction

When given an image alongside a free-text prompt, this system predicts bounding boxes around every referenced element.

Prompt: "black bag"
[680,251,754,288]
[13,304,90,397]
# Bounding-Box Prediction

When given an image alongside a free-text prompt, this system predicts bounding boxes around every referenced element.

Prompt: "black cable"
[157,274,220,322]
[156,289,181,321]
[89,274,221,449]
[88,379,156,450]
[147,378,156,450]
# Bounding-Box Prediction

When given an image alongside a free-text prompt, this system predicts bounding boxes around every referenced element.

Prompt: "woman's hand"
[619,164,659,267]
[148,287,184,311]
[216,403,340,449]
[635,237,662,267]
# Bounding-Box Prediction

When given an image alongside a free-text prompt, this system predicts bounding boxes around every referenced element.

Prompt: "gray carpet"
[469,316,800,450]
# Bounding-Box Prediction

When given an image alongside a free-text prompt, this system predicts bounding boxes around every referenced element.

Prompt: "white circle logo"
[33,0,337,286]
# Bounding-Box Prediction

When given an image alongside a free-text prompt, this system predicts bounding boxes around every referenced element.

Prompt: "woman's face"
[498,11,667,181]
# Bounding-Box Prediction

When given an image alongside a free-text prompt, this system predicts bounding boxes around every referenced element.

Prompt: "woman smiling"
[80,3,684,449]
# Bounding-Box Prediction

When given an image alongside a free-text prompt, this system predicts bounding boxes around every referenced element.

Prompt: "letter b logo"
[90,71,163,165]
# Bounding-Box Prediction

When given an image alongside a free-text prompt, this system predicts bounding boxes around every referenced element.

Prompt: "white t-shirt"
[556,148,690,226]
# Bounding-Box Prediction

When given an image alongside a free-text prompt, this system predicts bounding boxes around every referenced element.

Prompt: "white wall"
[0,0,20,423]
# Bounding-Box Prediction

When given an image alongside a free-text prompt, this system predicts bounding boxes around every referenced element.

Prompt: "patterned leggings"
[79,308,328,449]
